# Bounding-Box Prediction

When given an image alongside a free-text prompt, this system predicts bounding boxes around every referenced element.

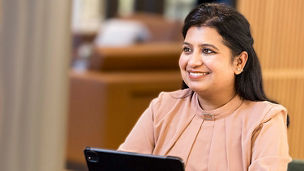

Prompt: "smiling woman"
[179,26,246,110]
[118,3,291,171]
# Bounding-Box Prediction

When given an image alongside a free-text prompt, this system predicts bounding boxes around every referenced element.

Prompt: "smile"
[188,71,210,79]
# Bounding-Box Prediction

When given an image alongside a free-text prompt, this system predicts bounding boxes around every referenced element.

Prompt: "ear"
[233,51,248,75]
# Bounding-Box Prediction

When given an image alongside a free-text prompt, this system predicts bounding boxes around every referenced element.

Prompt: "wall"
[238,0,304,159]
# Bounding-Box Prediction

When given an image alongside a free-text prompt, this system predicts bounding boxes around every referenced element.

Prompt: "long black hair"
[182,3,270,102]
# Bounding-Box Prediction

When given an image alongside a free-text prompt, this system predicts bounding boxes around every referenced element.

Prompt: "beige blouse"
[119,89,291,171]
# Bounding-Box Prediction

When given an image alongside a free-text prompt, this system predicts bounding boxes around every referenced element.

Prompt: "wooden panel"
[66,70,182,166]
[238,0,304,70]
[238,0,304,159]
[90,42,181,71]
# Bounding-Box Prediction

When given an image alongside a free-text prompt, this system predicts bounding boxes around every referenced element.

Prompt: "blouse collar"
[192,92,243,121]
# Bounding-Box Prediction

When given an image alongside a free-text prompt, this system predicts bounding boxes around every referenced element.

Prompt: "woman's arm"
[118,99,157,154]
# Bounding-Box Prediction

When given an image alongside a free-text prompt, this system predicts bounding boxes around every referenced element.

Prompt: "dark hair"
[182,3,270,102]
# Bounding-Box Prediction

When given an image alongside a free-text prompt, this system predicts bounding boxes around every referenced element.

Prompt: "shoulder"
[149,88,193,121]
[244,100,287,119]
[240,100,288,129]
[159,88,192,99]
[151,88,192,106]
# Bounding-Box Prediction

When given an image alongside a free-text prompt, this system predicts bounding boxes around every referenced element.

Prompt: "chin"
[185,83,207,93]
[189,87,206,93]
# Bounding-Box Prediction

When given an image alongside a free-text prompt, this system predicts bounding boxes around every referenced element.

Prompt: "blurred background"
[0,0,303,171]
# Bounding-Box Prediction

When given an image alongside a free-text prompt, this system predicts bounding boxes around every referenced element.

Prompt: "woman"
[119,3,291,171]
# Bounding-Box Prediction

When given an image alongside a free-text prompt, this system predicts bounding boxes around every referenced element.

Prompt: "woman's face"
[179,26,238,98]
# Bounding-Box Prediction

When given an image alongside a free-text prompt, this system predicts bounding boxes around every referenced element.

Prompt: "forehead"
[184,26,224,45]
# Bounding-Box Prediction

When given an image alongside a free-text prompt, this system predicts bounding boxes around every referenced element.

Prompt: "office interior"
[0,0,303,170]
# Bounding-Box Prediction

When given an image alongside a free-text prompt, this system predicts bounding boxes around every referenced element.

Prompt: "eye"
[183,47,192,54]
[202,48,215,54]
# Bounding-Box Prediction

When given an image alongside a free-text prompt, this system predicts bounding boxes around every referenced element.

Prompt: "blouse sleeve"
[117,98,157,154]
[248,107,292,171]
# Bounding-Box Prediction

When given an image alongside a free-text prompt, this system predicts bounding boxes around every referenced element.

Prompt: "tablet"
[84,147,185,171]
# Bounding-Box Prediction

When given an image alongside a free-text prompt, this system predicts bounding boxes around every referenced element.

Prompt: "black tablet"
[84,147,185,171]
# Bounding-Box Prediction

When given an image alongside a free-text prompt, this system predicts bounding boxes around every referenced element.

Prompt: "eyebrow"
[183,42,219,51]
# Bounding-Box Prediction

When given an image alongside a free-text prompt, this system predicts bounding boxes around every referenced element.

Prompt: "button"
[202,113,214,121]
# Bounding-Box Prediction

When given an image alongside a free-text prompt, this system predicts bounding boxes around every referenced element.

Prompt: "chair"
[288,160,304,171]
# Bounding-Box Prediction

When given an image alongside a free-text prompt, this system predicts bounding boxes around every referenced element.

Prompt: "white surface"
[95,19,151,47]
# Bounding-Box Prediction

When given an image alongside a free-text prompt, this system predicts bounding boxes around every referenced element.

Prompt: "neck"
[196,90,236,111]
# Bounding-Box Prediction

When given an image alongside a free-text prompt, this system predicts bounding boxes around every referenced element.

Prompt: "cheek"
[206,57,233,72]
[201,57,216,70]
[178,55,187,70]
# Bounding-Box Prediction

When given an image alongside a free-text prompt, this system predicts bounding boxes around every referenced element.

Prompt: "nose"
[188,51,203,67]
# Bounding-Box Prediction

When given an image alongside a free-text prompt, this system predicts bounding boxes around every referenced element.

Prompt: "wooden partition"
[238,0,304,159]
[66,70,181,169]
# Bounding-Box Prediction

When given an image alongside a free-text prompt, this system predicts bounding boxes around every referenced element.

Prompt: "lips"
[188,71,210,79]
